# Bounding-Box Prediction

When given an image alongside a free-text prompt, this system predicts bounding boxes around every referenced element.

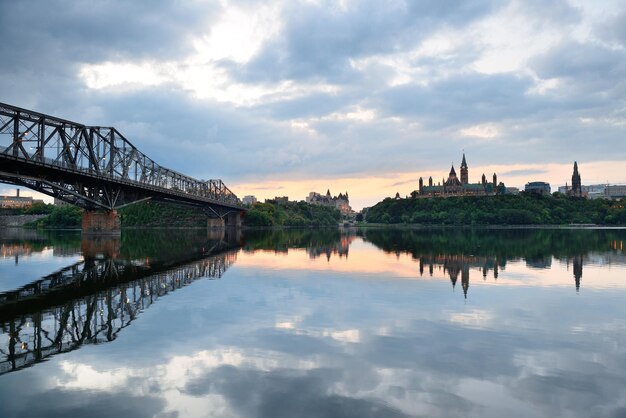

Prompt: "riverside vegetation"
[365,193,626,225]
[19,200,342,228]
[15,193,626,229]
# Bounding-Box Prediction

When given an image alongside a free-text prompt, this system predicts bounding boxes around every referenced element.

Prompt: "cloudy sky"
[1,0,625,209]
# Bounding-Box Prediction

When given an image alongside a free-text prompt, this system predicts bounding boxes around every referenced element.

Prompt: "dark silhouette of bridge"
[0,102,244,230]
[0,233,240,375]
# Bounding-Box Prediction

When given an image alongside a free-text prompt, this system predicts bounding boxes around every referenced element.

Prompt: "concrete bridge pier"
[82,210,121,235]
[207,217,225,229]
[207,211,243,229]
[225,211,243,228]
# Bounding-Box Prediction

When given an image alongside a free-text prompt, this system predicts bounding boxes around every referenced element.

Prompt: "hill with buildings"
[365,193,626,225]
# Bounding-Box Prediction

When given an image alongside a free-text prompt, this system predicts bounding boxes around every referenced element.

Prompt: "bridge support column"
[207,217,225,229]
[225,211,243,228]
[82,210,121,235]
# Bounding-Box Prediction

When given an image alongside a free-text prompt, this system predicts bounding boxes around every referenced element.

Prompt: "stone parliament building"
[412,154,505,198]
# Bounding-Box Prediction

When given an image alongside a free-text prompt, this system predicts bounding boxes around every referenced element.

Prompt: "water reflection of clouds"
[2,231,626,417]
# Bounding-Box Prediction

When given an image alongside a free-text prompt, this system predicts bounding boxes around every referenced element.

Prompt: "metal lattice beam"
[0,102,243,211]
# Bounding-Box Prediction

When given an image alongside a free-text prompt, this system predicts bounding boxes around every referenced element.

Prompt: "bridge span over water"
[0,102,245,231]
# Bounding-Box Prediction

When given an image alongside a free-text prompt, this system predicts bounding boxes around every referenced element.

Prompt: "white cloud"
[459,124,499,139]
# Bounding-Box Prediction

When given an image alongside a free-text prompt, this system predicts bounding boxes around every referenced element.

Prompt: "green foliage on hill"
[27,201,208,229]
[119,201,206,227]
[365,193,626,225]
[244,201,341,227]
[30,205,83,229]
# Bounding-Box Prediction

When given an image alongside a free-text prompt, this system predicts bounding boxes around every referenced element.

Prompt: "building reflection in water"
[572,255,583,292]
[0,231,241,376]
[307,235,354,261]
[418,254,504,299]
[1,244,34,265]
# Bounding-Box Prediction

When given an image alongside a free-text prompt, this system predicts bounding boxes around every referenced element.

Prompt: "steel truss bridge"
[0,242,239,375]
[0,102,243,217]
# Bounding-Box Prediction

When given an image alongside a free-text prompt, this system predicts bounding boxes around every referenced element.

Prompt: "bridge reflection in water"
[0,231,240,376]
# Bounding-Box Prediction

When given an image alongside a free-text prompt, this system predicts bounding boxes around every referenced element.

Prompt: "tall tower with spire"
[571,161,582,197]
[460,153,468,185]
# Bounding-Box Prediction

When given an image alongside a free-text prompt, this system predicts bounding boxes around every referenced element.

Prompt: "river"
[0,227,625,418]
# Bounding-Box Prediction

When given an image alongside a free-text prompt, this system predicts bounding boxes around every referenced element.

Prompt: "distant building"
[558,184,626,200]
[0,189,43,209]
[525,181,551,195]
[505,187,520,195]
[606,185,626,200]
[414,154,504,198]
[268,196,289,205]
[306,189,352,216]
[242,195,257,206]
[585,185,608,199]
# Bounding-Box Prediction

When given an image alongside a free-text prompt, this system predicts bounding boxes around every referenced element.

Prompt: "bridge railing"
[0,103,241,207]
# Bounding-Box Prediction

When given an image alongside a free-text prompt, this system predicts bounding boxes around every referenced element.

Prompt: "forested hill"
[243,201,341,227]
[365,194,626,225]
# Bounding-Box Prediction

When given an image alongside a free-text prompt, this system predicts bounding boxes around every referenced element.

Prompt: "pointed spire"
[461,153,467,168]
[449,164,457,177]
[326,189,331,196]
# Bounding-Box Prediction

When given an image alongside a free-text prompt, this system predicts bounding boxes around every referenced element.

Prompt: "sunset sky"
[1,0,625,209]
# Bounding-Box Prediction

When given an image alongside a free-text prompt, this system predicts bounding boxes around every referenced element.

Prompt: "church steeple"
[460,153,468,185]
[571,161,582,197]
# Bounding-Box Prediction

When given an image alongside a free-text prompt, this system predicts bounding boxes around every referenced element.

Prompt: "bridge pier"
[207,217,225,229]
[82,210,121,235]
[207,212,243,229]
[225,211,243,228]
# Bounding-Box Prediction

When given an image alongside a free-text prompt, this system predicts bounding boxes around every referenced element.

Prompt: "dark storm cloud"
[24,89,310,180]
[0,0,220,114]
[229,0,497,84]
[530,40,626,98]
[377,73,547,126]
[0,0,218,67]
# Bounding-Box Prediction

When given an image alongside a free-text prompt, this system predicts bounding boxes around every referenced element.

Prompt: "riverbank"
[0,215,48,227]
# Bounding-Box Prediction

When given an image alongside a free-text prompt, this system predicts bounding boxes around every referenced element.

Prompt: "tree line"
[244,201,341,227]
[365,193,626,225]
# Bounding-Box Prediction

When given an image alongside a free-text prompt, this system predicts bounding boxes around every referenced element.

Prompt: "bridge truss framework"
[0,102,243,217]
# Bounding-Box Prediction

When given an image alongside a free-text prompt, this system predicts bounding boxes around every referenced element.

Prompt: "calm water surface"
[0,227,625,418]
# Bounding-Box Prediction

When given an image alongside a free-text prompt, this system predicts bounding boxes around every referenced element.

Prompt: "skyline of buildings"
[412,154,504,198]
[0,189,44,209]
